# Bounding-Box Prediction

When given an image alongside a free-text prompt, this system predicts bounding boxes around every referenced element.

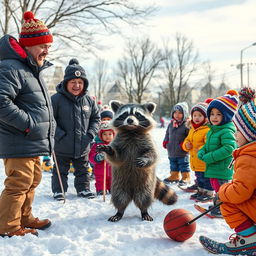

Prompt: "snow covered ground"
[0,128,232,256]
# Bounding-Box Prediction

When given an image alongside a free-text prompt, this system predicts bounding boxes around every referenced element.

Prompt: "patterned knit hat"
[63,58,89,89]
[207,90,239,125]
[100,108,114,120]
[19,11,53,47]
[171,102,189,121]
[233,96,256,142]
[99,121,115,142]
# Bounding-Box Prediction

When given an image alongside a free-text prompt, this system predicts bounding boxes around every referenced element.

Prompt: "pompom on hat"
[207,90,239,125]
[63,58,89,90]
[19,11,53,47]
[238,87,256,105]
[233,88,256,142]
[100,106,114,120]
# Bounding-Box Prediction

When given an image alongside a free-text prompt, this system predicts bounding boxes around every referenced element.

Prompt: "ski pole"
[103,160,106,202]
[52,151,66,204]
[186,201,223,225]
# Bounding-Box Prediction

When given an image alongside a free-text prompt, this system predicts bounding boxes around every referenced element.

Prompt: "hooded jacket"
[51,81,100,158]
[0,35,55,158]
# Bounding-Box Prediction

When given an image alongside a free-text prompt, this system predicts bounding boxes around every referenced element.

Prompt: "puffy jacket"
[219,142,256,226]
[51,82,100,158]
[0,35,55,158]
[198,122,236,180]
[182,125,209,172]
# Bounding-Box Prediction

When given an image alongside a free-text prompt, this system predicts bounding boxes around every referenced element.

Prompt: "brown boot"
[0,228,38,237]
[179,172,191,185]
[164,171,180,183]
[24,218,51,230]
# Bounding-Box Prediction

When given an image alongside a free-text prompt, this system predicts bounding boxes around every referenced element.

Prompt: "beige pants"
[0,157,42,233]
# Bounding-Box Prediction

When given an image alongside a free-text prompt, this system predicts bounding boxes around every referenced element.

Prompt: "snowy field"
[0,127,232,256]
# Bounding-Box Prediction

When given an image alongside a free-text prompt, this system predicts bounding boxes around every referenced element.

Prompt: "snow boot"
[24,218,51,230]
[179,172,190,186]
[164,171,180,183]
[190,187,203,200]
[195,189,214,203]
[0,228,38,237]
[77,189,95,199]
[199,232,256,255]
[184,183,198,193]
[53,192,65,201]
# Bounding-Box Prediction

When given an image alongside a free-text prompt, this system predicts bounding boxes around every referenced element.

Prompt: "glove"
[162,141,168,148]
[95,153,105,163]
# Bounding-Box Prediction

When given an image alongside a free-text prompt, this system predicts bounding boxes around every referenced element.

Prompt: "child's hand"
[185,142,192,150]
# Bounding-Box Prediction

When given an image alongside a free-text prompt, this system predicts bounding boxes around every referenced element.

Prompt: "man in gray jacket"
[0,11,54,237]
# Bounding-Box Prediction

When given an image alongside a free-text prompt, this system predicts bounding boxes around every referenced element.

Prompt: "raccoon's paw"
[96,145,114,155]
[141,212,153,221]
[135,157,149,167]
[108,212,123,222]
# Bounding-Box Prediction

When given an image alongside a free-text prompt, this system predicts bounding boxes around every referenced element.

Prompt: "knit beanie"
[99,121,115,142]
[63,58,89,89]
[19,11,53,47]
[171,102,189,121]
[233,92,256,142]
[207,90,239,125]
[100,109,114,120]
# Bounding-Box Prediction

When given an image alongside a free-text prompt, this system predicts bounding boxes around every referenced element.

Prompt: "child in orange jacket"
[199,88,256,255]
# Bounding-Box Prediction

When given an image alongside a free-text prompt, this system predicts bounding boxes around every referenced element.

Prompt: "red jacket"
[89,142,112,192]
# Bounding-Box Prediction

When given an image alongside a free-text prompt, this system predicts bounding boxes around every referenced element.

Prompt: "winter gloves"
[95,153,105,163]
[163,141,168,148]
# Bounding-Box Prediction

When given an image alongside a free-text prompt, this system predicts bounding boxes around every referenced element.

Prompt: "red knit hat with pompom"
[19,11,53,47]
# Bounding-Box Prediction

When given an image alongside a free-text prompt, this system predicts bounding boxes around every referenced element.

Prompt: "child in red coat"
[89,121,115,195]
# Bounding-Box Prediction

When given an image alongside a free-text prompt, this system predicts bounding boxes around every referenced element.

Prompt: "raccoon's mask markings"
[113,106,150,129]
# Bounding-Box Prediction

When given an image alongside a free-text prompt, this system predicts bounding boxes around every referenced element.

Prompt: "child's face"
[101,131,114,143]
[173,110,183,121]
[235,130,248,147]
[210,108,223,125]
[192,111,205,124]
[66,78,84,96]
[101,117,112,122]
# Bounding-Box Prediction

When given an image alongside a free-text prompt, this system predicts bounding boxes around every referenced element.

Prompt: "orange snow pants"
[0,157,42,233]
[221,198,256,229]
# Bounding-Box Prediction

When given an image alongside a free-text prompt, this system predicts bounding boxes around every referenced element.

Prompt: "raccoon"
[96,101,178,222]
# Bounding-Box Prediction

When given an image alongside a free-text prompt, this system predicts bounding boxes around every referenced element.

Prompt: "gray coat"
[51,82,100,159]
[0,35,55,158]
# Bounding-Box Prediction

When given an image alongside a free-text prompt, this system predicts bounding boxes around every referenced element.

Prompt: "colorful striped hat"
[191,98,213,118]
[19,11,53,47]
[207,90,239,125]
[233,97,256,142]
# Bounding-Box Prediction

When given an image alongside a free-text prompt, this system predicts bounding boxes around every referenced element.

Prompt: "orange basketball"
[163,208,196,242]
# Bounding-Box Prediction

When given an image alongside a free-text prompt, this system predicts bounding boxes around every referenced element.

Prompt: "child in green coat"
[198,90,238,217]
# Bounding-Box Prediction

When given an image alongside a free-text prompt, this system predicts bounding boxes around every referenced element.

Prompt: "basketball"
[163,208,196,242]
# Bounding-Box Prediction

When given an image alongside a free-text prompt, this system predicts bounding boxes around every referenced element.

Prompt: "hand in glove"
[95,153,105,163]
[162,141,168,149]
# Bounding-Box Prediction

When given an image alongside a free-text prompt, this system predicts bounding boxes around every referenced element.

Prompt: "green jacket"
[198,122,236,180]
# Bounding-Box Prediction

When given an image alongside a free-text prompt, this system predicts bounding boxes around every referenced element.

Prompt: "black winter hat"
[63,58,89,89]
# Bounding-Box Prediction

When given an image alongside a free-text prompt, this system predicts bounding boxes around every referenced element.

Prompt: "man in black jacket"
[51,58,100,201]
[0,11,54,237]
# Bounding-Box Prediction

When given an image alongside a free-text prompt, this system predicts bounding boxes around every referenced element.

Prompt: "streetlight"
[240,42,256,87]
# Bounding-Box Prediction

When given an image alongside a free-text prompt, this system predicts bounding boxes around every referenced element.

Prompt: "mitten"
[95,153,104,163]
[163,141,168,148]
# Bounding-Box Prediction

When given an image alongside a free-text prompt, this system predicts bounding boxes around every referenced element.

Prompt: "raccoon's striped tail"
[154,177,178,205]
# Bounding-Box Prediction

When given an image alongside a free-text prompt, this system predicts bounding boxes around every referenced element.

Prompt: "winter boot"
[179,172,191,186]
[199,232,256,255]
[53,192,65,201]
[0,228,38,237]
[77,189,95,199]
[183,183,198,193]
[164,171,180,184]
[24,218,51,230]
[190,187,203,200]
[195,189,214,203]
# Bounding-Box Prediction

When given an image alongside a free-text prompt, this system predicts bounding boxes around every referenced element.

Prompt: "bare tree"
[161,33,199,109]
[116,37,164,103]
[0,0,156,60]
[91,58,109,102]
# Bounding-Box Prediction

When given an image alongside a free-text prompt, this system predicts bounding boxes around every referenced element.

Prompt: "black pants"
[51,154,90,194]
